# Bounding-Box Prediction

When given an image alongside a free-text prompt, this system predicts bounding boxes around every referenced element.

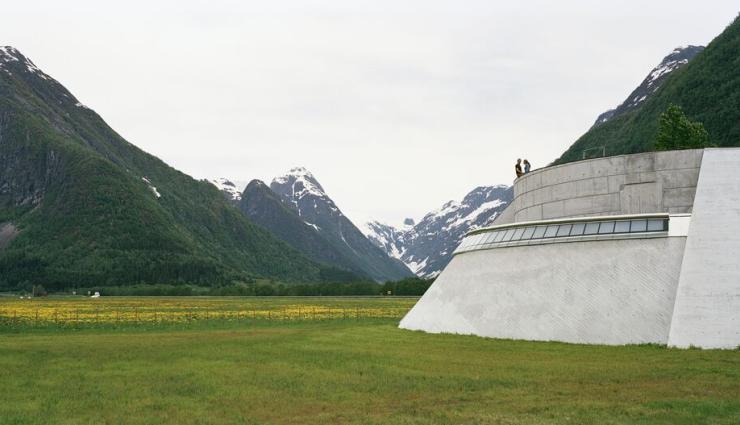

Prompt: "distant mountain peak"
[210,178,242,201]
[269,168,412,281]
[271,167,330,206]
[363,184,513,277]
[592,45,704,128]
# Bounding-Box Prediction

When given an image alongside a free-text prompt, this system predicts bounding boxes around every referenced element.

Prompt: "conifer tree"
[655,104,710,151]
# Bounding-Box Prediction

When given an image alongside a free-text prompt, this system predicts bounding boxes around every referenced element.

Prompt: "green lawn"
[1,299,739,424]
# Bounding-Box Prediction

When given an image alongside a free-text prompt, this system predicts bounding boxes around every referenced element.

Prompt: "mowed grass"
[0,297,739,425]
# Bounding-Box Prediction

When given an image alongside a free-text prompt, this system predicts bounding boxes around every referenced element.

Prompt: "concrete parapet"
[498,149,705,224]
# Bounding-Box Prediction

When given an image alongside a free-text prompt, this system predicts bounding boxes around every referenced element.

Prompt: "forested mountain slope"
[0,46,352,290]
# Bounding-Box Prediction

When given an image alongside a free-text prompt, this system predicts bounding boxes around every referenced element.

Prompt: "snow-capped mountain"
[210,178,242,201]
[362,219,414,261]
[363,185,513,277]
[237,179,371,281]
[592,45,704,127]
[268,167,412,282]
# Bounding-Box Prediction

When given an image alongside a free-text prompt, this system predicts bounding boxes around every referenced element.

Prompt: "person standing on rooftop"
[523,159,531,174]
[515,159,523,178]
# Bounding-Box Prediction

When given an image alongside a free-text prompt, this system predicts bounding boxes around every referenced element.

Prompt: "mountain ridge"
[268,167,413,282]
[555,15,740,164]
[362,184,512,277]
[591,45,704,129]
[0,46,356,290]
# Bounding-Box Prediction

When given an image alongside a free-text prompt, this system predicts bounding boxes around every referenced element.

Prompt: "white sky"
[5,1,739,226]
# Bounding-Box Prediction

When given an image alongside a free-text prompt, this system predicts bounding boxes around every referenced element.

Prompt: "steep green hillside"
[555,15,740,164]
[0,46,356,290]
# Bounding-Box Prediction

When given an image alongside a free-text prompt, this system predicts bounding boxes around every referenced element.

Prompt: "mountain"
[556,15,740,164]
[0,46,356,290]
[591,45,704,128]
[237,179,372,281]
[363,185,512,277]
[210,178,242,202]
[268,167,412,282]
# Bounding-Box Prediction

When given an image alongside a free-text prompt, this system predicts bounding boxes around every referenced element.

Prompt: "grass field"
[1,297,739,424]
[0,296,415,325]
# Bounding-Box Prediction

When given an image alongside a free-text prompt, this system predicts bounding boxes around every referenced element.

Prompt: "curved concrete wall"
[496,149,704,225]
[400,236,687,345]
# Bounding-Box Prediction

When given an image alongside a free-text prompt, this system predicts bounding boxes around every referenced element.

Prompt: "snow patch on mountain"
[210,178,242,201]
[271,167,340,218]
[141,177,161,198]
[0,46,51,80]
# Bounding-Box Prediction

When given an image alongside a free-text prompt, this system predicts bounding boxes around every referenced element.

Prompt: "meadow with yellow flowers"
[0,295,414,326]
[1,296,739,424]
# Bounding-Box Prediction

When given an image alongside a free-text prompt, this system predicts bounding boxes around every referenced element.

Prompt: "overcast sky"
[5,1,739,225]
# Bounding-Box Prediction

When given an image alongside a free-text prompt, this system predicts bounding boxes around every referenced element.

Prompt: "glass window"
[532,226,547,238]
[598,221,615,234]
[502,229,516,241]
[556,224,572,237]
[511,227,525,241]
[521,226,535,240]
[614,221,631,233]
[544,225,559,238]
[467,234,483,246]
[493,230,506,242]
[584,222,600,235]
[630,219,647,232]
[481,232,498,244]
[570,222,586,236]
[648,219,666,231]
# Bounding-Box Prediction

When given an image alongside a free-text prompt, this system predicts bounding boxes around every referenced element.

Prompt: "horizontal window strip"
[455,218,669,254]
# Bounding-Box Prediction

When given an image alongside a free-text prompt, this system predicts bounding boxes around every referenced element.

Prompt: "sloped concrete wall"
[502,150,703,224]
[668,148,740,349]
[400,237,686,345]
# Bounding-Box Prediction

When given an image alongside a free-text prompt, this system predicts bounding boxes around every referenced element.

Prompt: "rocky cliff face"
[363,185,513,277]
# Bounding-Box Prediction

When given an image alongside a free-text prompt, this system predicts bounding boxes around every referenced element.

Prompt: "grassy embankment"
[1,296,739,425]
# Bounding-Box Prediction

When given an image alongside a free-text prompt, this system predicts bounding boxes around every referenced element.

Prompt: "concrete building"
[400,148,740,349]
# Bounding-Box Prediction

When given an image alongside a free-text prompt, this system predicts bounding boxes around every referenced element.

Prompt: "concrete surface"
[494,149,704,225]
[668,149,740,349]
[410,148,740,349]
[400,236,686,345]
